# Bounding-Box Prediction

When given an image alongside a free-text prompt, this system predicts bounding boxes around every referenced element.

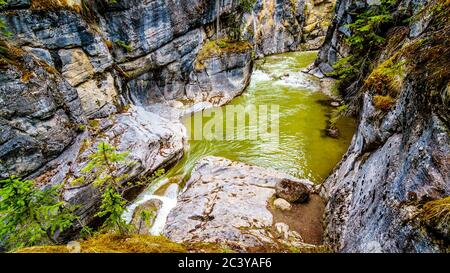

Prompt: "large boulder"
[163,156,314,251]
[275,178,311,203]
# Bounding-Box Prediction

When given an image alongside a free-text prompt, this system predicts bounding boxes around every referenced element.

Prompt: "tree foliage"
[0,177,76,251]
[74,142,133,234]
[73,141,165,234]
[330,0,400,88]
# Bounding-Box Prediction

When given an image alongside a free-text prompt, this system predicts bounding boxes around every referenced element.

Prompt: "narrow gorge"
[0,0,448,254]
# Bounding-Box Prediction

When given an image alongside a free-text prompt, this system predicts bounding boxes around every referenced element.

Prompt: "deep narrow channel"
[123,51,356,234]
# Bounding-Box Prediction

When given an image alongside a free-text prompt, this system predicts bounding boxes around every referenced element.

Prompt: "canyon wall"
[0,0,335,229]
[314,0,449,252]
[0,0,345,244]
[0,0,255,227]
[241,0,335,57]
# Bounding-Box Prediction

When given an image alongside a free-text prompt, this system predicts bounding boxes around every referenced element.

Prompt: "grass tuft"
[373,94,396,110]
[15,234,236,253]
[422,196,450,225]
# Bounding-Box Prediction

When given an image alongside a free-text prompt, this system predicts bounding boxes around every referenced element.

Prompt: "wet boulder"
[131,199,163,235]
[275,179,312,203]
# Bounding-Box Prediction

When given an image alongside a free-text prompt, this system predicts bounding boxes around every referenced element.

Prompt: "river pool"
[124,51,356,234]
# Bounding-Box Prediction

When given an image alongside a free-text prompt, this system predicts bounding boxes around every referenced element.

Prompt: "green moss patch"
[16,234,231,253]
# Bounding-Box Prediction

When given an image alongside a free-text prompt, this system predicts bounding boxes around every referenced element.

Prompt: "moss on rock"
[15,234,231,253]
[195,39,252,70]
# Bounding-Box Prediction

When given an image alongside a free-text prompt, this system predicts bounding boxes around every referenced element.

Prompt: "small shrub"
[71,142,134,234]
[328,56,362,81]
[0,177,77,251]
[77,124,87,132]
[96,186,129,234]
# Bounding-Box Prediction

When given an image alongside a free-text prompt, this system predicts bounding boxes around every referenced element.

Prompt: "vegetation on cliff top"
[328,0,449,116]
[195,38,252,70]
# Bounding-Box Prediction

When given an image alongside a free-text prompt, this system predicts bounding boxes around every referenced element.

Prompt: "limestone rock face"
[97,0,255,106]
[313,0,450,252]
[188,49,253,105]
[302,0,336,50]
[241,0,336,57]
[59,48,95,86]
[249,0,304,57]
[163,156,313,250]
[75,73,118,118]
[0,50,84,179]
[52,106,185,225]
[1,1,257,113]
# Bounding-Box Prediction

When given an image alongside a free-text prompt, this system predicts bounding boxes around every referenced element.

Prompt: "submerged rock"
[0,49,84,180]
[325,126,340,138]
[163,156,312,250]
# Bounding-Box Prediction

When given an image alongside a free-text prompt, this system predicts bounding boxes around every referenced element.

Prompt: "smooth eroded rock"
[163,156,312,250]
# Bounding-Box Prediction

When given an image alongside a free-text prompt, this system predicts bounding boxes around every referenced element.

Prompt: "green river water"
[124,51,356,233]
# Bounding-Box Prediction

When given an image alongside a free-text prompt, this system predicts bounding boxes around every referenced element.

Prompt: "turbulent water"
[124,51,356,234]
